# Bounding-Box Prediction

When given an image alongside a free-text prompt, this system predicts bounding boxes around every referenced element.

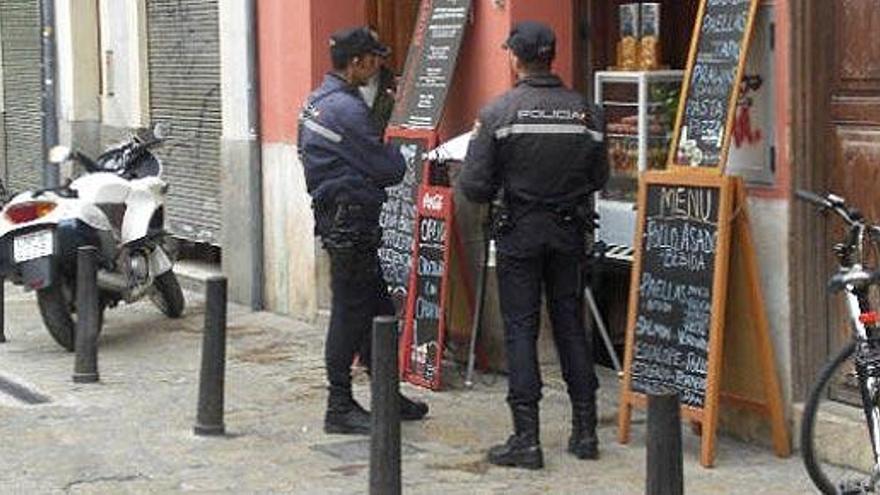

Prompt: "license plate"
[13,230,54,263]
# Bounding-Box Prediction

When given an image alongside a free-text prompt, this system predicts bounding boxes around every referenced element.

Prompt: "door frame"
[789,0,834,401]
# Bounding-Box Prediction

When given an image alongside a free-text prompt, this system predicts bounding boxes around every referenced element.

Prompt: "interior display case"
[594,70,683,203]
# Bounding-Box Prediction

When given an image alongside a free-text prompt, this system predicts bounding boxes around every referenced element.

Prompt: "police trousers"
[497,248,599,407]
[325,246,395,390]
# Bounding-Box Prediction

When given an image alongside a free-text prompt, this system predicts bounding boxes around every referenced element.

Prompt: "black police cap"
[330,26,391,61]
[503,21,556,62]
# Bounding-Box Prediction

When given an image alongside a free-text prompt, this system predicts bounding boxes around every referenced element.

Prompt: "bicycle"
[798,190,880,494]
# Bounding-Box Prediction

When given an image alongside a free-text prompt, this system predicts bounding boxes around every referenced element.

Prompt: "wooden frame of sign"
[668,0,761,170]
[617,171,789,467]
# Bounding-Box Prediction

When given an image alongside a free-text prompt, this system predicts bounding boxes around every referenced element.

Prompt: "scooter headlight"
[4,201,58,224]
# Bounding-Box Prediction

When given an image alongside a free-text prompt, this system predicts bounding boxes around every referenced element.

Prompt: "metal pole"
[40,0,59,188]
[0,278,6,343]
[370,315,401,495]
[244,0,264,311]
[194,276,227,436]
[585,287,621,373]
[465,204,493,388]
[73,247,99,383]
[646,390,684,495]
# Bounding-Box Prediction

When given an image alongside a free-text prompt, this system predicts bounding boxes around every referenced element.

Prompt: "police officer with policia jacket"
[460,21,609,469]
[299,27,429,435]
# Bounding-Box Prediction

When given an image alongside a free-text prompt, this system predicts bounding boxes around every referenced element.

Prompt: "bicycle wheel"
[802,340,880,494]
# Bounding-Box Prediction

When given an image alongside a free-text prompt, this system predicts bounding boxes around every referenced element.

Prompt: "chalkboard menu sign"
[619,173,790,467]
[673,0,759,167]
[629,181,721,408]
[389,0,472,129]
[401,186,453,390]
[409,216,447,383]
[379,134,430,308]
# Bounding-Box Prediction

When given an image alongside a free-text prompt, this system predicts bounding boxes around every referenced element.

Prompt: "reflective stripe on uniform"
[303,118,344,143]
[495,124,603,142]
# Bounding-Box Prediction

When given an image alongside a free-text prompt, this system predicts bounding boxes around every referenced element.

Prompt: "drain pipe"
[40,0,60,188]
[244,0,264,310]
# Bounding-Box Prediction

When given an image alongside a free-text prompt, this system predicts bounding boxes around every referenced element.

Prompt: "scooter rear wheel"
[36,281,104,352]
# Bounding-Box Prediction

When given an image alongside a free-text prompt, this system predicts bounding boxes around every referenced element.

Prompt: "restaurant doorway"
[367,0,421,75]
[574,0,699,97]
[572,1,701,367]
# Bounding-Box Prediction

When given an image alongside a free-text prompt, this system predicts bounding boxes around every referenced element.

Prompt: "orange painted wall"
[440,0,513,141]
[260,0,577,145]
[259,0,368,144]
[510,0,574,87]
[310,2,369,91]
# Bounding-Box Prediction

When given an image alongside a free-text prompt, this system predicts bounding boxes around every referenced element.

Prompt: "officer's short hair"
[330,26,390,70]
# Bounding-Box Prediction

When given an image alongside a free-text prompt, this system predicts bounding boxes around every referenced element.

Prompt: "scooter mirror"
[48,145,71,164]
[153,123,169,140]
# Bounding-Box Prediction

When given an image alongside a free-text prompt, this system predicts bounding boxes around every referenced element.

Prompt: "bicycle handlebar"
[795,189,831,209]
[796,189,863,227]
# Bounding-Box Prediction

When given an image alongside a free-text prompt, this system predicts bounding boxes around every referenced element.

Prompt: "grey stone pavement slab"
[0,283,817,494]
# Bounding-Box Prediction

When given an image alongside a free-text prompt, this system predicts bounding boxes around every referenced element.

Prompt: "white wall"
[262,143,317,318]
[218,0,253,141]
[98,0,149,128]
[56,0,100,123]
[749,197,792,408]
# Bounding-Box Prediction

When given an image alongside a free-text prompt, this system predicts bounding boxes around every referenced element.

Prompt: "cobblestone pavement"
[0,284,817,494]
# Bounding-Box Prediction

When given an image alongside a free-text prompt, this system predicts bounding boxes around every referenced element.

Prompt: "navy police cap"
[330,26,391,60]
[503,21,556,62]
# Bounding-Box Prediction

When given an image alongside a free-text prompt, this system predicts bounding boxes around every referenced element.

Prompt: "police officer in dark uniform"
[299,26,429,435]
[459,21,609,469]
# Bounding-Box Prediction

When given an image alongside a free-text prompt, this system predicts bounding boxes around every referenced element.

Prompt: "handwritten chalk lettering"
[418,255,445,277]
[675,370,707,393]
[657,187,716,223]
[645,220,717,255]
[635,316,672,340]
[678,328,708,351]
[421,280,439,297]
[700,11,748,36]
[662,250,708,272]
[644,298,673,313]
[631,360,676,384]
[422,192,444,212]
[416,296,441,320]
[686,352,708,375]
[636,342,682,368]
[639,273,713,306]
[420,218,446,243]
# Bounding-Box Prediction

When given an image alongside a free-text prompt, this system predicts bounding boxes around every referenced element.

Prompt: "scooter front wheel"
[36,281,104,352]
[150,270,185,318]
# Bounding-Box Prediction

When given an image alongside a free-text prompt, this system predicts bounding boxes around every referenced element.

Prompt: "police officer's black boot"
[399,392,429,421]
[324,386,371,435]
[568,400,599,459]
[487,403,544,469]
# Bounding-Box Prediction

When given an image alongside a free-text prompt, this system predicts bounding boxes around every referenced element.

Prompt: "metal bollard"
[369,316,401,495]
[73,247,100,383]
[646,390,684,495]
[0,278,6,343]
[194,276,227,436]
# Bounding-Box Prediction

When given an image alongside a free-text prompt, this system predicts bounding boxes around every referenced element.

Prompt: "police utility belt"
[314,201,381,252]
[491,196,595,238]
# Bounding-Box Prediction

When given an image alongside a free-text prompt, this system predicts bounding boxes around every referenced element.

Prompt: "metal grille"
[147,0,222,244]
[0,0,43,193]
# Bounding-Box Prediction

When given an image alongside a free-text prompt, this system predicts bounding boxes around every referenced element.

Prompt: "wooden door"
[367,0,420,75]
[823,1,880,403]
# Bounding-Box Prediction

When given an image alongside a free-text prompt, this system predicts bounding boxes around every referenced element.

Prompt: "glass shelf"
[595,70,684,203]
